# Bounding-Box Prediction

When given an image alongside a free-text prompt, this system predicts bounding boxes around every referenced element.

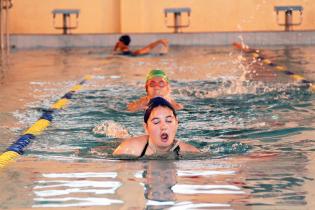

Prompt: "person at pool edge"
[127,69,183,112]
[113,97,199,158]
[113,34,169,56]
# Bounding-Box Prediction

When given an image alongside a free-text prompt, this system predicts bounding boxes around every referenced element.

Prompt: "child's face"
[144,106,178,152]
[146,77,170,98]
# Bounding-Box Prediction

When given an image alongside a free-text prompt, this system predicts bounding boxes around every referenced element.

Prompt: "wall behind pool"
[9,0,315,34]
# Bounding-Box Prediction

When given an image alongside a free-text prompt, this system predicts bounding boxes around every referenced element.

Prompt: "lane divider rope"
[233,42,314,92]
[0,75,92,169]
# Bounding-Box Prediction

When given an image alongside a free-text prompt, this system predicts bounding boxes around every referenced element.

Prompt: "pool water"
[0,45,314,209]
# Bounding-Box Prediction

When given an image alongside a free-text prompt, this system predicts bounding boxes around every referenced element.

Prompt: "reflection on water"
[141,160,247,209]
[143,161,177,204]
[0,45,315,209]
[2,159,251,209]
[33,172,122,208]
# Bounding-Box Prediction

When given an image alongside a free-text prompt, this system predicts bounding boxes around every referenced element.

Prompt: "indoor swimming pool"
[0,44,314,209]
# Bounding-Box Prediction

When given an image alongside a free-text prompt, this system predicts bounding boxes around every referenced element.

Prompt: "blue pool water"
[0,45,314,209]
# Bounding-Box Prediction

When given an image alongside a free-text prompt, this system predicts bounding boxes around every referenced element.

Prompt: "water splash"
[92,120,130,138]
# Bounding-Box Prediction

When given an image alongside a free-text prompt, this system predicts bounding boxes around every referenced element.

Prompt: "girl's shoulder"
[113,135,148,156]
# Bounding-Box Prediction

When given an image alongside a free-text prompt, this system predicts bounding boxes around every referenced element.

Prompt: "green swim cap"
[146,69,169,82]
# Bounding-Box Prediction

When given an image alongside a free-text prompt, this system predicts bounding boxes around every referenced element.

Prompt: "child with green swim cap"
[127,69,183,112]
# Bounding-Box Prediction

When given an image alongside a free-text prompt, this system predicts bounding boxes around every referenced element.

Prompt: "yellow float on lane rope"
[290,74,305,81]
[275,65,287,71]
[233,43,314,93]
[0,151,20,167]
[51,98,70,109]
[263,59,272,65]
[23,119,51,136]
[83,75,92,80]
[70,84,82,92]
[0,75,93,169]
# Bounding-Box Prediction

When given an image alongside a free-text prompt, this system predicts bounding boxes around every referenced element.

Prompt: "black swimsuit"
[139,140,181,158]
[120,51,136,56]
[119,51,149,57]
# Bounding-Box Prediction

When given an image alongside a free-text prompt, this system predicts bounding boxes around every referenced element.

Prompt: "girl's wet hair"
[119,35,131,46]
[144,97,177,123]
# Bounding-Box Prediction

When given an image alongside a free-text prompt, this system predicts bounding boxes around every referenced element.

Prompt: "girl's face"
[146,78,170,98]
[144,106,178,152]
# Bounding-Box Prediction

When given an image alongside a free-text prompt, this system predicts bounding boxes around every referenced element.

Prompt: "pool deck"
[11,31,315,49]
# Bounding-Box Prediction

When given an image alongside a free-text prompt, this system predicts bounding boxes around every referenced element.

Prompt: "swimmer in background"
[113,34,169,56]
[232,42,260,53]
[113,97,199,158]
[127,69,183,112]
